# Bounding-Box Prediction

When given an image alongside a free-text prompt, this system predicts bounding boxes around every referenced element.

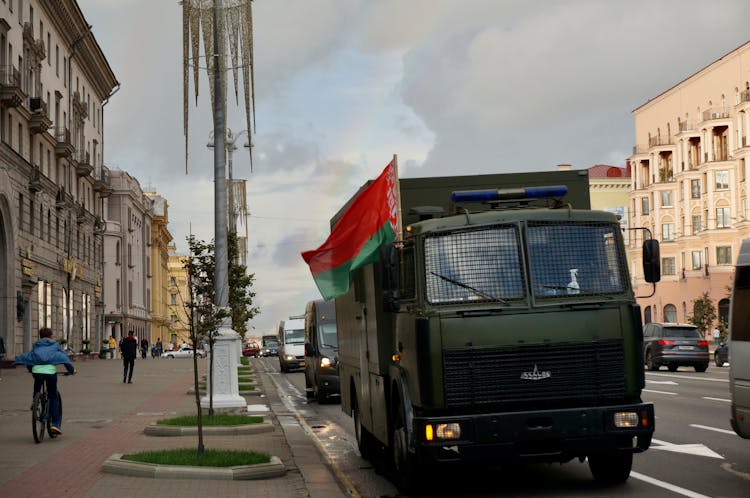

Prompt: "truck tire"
[390,403,424,494]
[588,451,632,484]
[354,398,376,460]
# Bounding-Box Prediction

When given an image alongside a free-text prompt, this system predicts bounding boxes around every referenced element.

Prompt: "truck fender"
[390,365,416,453]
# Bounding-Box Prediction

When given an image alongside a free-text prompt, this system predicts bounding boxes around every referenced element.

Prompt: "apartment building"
[166,243,191,346]
[628,40,750,327]
[102,170,152,344]
[145,190,172,345]
[0,0,118,356]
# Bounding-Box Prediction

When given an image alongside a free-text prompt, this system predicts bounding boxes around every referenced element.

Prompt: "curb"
[186,388,264,396]
[144,421,274,436]
[102,453,286,480]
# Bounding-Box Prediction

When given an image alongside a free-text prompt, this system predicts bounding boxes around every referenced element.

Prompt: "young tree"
[185,234,260,414]
[687,292,717,335]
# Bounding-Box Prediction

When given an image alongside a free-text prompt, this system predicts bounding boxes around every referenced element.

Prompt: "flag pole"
[393,153,403,242]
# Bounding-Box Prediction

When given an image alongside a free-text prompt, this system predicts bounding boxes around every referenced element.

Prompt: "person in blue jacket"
[14,327,75,435]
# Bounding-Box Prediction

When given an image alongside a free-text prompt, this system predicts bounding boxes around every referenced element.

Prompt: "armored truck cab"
[334,169,659,492]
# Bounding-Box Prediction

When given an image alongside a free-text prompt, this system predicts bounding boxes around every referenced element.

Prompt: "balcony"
[93,168,112,197]
[76,203,87,225]
[0,65,25,108]
[28,166,42,193]
[632,144,648,155]
[54,127,75,158]
[649,136,673,147]
[741,90,750,104]
[74,150,94,178]
[678,121,695,132]
[28,97,52,134]
[702,108,730,121]
[55,187,67,210]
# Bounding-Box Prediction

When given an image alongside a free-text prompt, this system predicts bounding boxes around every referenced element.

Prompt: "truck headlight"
[425,422,461,441]
[320,357,332,368]
[613,412,639,428]
[284,354,295,361]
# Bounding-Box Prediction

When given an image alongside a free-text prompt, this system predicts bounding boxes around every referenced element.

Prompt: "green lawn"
[122,448,270,467]
[156,414,264,426]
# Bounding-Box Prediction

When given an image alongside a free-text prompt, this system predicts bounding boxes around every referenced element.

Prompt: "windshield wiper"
[430,271,508,304]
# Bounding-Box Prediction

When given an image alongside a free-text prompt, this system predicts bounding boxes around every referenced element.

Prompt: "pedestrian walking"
[108,335,117,359]
[713,327,720,345]
[155,338,163,358]
[119,331,138,384]
[140,337,149,359]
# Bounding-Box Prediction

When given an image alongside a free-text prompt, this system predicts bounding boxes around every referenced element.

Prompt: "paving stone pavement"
[0,356,346,498]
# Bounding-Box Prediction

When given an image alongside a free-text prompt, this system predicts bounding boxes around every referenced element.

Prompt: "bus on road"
[729,238,750,439]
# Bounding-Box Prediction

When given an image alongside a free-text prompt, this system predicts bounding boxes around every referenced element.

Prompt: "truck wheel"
[354,398,376,460]
[588,451,632,484]
[645,351,659,371]
[316,385,327,404]
[391,404,423,494]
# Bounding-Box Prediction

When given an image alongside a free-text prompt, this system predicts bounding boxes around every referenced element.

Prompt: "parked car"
[643,322,709,372]
[715,340,729,367]
[161,345,206,359]
[242,342,261,357]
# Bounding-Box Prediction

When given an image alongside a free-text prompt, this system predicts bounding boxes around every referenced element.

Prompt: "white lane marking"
[631,471,712,498]
[646,372,728,383]
[690,424,737,436]
[647,380,679,385]
[643,389,678,395]
[702,396,731,403]
[651,438,723,459]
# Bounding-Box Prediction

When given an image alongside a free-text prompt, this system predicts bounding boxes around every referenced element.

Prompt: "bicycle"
[31,371,71,443]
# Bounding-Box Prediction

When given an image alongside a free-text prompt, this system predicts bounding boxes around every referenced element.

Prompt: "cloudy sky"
[78,0,750,336]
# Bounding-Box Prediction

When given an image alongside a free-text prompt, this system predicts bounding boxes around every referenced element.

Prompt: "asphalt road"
[254,356,749,498]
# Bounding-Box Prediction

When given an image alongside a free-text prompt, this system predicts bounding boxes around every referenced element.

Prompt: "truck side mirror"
[304,342,314,357]
[642,239,661,283]
[381,243,401,312]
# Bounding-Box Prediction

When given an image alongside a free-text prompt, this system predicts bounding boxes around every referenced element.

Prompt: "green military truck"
[333,169,660,491]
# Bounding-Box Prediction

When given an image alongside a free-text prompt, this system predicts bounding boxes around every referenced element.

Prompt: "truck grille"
[443,339,626,408]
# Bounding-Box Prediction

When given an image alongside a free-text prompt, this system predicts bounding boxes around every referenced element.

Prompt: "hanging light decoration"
[182,0,255,173]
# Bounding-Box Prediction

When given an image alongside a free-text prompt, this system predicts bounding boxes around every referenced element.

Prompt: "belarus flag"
[302,160,399,300]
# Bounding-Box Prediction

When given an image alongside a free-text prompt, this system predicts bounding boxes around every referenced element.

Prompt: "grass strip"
[239,384,256,391]
[121,448,270,467]
[240,356,250,366]
[156,414,264,426]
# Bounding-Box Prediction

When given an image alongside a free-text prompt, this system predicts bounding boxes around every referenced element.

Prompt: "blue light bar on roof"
[450,185,568,203]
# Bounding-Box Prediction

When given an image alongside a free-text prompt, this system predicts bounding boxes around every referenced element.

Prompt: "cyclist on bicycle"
[13,327,75,435]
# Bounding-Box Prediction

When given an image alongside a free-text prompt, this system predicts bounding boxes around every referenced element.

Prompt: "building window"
[716,207,731,228]
[641,197,649,215]
[716,170,729,190]
[662,257,676,275]
[116,279,121,307]
[662,223,675,241]
[663,304,677,323]
[170,276,176,286]
[55,45,58,76]
[661,190,673,207]
[171,293,177,305]
[691,179,701,199]
[717,246,732,265]
[18,192,24,230]
[692,251,702,269]
[115,240,121,265]
[127,243,132,267]
[128,281,133,305]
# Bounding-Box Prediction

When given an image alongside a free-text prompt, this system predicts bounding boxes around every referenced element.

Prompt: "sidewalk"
[0,356,346,498]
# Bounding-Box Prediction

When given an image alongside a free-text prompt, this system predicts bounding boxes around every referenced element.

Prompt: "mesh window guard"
[424,225,525,304]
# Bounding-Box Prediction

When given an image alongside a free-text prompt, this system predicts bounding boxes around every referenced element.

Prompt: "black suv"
[643,322,709,372]
[715,340,729,367]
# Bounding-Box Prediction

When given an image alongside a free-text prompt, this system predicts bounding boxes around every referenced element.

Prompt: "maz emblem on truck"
[520,364,551,381]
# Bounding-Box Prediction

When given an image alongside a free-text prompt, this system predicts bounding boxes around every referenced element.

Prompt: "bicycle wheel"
[32,393,45,443]
[47,392,62,438]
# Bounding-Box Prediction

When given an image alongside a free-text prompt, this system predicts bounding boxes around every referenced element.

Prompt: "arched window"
[663,304,677,323]
[644,306,652,324]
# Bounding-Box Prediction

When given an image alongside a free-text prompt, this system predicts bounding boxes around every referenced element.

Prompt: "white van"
[278,316,305,373]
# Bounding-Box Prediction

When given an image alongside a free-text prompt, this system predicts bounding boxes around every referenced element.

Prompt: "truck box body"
[332,169,654,487]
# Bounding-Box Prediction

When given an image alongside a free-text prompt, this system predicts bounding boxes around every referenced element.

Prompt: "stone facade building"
[145,190,172,345]
[166,243,190,347]
[628,40,750,328]
[102,170,152,344]
[0,0,118,356]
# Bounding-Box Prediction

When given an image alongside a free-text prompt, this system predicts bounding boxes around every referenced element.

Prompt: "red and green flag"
[302,160,399,300]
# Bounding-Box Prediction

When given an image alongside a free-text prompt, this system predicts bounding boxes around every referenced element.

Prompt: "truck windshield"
[285,329,305,344]
[527,221,627,299]
[424,225,525,304]
[318,323,338,348]
[423,221,628,305]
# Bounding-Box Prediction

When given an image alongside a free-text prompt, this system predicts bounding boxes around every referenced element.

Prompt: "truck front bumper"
[414,403,654,464]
